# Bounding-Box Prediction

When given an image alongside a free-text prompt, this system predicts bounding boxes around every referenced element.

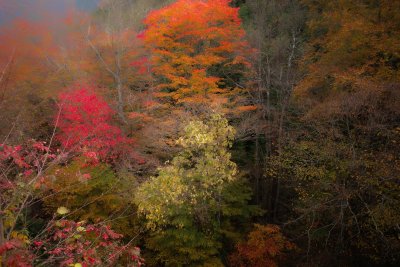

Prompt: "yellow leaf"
[57,206,69,215]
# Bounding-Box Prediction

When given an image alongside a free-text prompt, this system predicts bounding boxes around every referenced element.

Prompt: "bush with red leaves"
[32,219,144,267]
[56,86,131,164]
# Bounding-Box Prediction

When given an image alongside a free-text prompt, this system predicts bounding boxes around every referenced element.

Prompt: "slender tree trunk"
[0,213,5,266]
[116,78,126,123]
[0,216,4,245]
[0,50,15,106]
[87,23,127,124]
[254,132,260,203]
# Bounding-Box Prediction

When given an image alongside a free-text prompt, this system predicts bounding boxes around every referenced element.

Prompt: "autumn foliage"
[0,140,56,192]
[1,0,399,266]
[56,86,128,163]
[33,219,143,267]
[1,218,144,267]
[229,224,296,267]
[140,0,251,106]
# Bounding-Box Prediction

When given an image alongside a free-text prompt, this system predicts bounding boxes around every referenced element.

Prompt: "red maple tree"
[33,219,144,267]
[56,86,129,163]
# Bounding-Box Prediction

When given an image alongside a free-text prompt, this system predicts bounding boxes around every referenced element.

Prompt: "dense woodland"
[0,0,399,266]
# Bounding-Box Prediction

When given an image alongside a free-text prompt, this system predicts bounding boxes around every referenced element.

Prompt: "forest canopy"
[0,0,399,266]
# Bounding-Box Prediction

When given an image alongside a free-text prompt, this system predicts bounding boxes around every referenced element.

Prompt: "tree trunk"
[0,214,5,266]
[116,78,126,123]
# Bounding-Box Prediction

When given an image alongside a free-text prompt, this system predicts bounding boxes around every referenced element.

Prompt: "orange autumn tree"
[229,224,296,267]
[140,0,252,108]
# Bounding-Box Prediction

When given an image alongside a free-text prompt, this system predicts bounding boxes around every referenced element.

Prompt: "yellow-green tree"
[135,114,259,266]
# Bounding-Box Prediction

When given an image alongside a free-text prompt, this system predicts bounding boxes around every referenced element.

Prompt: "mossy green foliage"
[42,159,139,239]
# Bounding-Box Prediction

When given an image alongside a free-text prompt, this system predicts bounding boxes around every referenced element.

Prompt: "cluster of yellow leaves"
[135,114,237,229]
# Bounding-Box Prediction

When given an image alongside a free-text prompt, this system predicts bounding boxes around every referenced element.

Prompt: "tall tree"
[141,0,252,110]
[135,114,258,266]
